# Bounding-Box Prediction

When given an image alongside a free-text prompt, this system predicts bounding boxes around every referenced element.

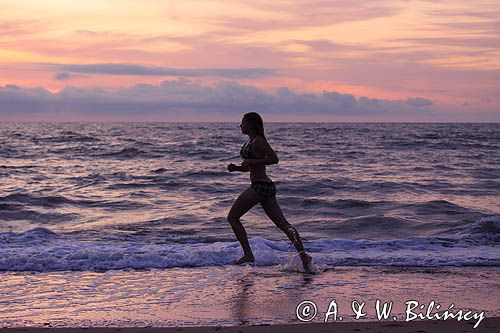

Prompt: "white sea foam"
[1,227,498,272]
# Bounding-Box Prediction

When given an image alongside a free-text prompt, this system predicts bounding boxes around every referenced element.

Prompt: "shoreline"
[1,266,498,328]
[1,317,499,333]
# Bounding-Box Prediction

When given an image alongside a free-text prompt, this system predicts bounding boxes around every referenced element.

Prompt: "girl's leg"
[227,187,263,264]
[260,196,313,271]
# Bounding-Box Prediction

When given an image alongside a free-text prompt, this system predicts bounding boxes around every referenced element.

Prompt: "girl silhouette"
[227,112,313,272]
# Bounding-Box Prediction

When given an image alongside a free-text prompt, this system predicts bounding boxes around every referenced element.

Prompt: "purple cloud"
[0,79,442,121]
[406,97,433,107]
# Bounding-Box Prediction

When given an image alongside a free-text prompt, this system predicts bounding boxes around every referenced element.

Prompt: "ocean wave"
[409,200,472,215]
[0,193,76,208]
[0,206,79,224]
[1,228,498,272]
[180,170,231,178]
[0,165,37,169]
[331,199,375,209]
[96,147,162,159]
[335,215,414,238]
[0,192,148,211]
[104,182,159,190]
[455,215,500,236]
[31,132,99,143]
[0,227,59,246]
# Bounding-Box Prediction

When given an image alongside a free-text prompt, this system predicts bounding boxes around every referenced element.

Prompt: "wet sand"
[1,266,498,329]
[1,317,499,333]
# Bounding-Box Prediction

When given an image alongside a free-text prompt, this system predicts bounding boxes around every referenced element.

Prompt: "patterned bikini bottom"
[250,181,277,198]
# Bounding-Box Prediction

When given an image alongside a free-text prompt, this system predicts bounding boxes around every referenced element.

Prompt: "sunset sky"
[1,0,499,121]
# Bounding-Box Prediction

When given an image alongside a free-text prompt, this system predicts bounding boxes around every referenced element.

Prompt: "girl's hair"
[243,112,265,138]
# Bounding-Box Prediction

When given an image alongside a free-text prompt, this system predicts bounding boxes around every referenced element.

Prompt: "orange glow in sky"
[0,0,499,121]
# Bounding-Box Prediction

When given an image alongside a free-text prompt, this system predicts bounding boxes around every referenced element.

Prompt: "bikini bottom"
[251,181,276,198]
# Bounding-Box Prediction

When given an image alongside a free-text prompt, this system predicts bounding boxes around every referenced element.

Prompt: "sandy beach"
[1,317,499,333]
[2,0,500,329]
[1,265,498,330]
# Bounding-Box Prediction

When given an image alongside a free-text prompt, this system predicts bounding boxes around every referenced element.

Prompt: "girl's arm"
[242,136,279,166]
[235,164,250,172]
[228,163,249,172]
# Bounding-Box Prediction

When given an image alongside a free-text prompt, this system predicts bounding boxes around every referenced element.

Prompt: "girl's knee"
[227,213,239,225]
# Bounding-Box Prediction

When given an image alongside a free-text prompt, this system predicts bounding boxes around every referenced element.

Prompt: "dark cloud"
[52,63,277,78]
[52,72,85,81]
[406,97,433,107]
[0,79,440,121]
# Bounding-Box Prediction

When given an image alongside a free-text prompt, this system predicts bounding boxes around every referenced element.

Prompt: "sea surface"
[0,122,499,272]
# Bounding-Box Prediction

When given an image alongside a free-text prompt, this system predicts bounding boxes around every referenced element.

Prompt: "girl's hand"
[227,163,237,172]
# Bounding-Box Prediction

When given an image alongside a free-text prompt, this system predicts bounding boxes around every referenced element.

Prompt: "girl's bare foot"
[299,252,314,273]
[233,254,255,265]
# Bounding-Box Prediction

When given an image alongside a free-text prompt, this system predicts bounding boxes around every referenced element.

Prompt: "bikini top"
[240,140,255,159]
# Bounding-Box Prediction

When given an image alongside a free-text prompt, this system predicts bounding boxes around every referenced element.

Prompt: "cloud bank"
[47,64,276,79]
[0,79,464,122]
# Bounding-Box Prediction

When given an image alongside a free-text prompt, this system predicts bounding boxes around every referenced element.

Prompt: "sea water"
[1,122,499,271]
